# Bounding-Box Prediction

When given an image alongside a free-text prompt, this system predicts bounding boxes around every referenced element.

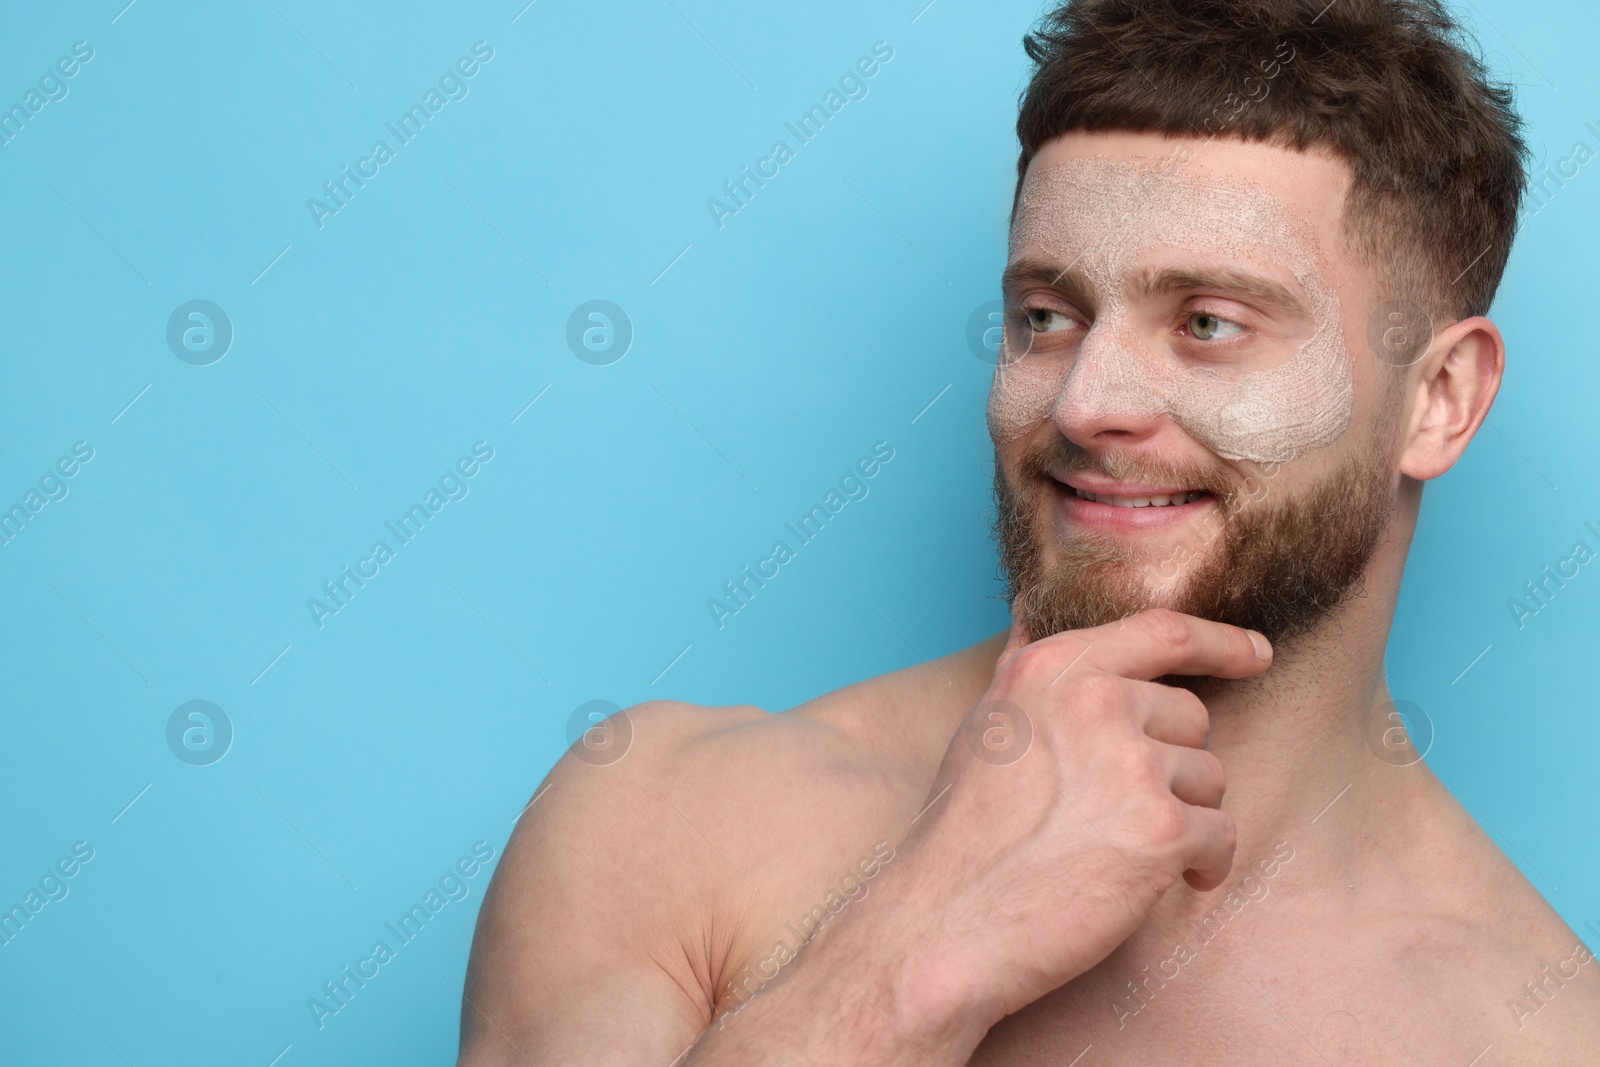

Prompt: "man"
[458,0,1600,1062]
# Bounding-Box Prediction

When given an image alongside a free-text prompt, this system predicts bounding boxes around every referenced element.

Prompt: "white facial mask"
[987,155,1353,464]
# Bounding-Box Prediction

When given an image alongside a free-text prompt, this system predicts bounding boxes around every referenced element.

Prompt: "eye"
[1025,306,1079,333]
[1185,311,1245,341]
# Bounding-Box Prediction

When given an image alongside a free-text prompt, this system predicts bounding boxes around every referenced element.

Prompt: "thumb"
[995,596,1032,670]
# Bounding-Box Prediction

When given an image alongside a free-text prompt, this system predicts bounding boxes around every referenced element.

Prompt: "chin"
[1017,558,1157,640]
[992,424,1397,646]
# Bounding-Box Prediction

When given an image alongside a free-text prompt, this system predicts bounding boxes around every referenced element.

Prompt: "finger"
[994,596,1032,670]
[1180,807,1236,891]
[1083,608,1271,682]
[1132,682,1210,749]
[1165,746,1226,809]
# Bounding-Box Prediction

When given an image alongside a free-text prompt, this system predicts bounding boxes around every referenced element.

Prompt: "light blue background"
[0,1,1593,1063]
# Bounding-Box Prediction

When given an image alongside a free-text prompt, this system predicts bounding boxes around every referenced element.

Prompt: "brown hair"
[1013,0,1529,324]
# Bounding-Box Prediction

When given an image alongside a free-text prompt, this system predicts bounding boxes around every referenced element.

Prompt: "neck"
[1192,505,1423,855]
[1181,594,1396,851]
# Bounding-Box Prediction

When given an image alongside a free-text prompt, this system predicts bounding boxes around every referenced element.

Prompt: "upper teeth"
[1072,488,1205,507]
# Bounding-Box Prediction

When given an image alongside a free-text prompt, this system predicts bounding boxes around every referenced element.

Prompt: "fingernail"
[1248,631,1272,661]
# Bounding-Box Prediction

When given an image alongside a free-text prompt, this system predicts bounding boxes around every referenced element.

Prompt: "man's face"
[991,132,1403,644]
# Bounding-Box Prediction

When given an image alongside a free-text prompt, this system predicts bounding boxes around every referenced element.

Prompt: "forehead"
[1011,131,1357,284]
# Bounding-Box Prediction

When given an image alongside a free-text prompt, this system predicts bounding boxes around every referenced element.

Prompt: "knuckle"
[1113,741,1163,787]
[1141,608,1193,651]
[1005,642,1055,684]
[1180,690,1212,741]
[1217,812,1238,852]
[1064,672,1126,716]
[1144,796,1190,848]
[1033,635,1092,678]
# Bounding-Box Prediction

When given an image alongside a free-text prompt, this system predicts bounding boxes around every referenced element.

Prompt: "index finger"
[1081,608,1271,682]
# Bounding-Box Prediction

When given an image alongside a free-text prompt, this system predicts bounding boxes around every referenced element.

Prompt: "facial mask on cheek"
[989,157,1353,464]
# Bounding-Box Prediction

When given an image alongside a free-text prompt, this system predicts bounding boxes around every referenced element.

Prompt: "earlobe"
[1396,316,1504,482]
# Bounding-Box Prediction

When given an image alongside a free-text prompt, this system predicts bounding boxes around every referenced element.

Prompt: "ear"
[1396,315,1504,481]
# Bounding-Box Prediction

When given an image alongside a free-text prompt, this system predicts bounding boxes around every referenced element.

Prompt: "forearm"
[684,876,994,1065]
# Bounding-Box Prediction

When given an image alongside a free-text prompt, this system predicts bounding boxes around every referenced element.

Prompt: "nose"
[1052,313,1169,448]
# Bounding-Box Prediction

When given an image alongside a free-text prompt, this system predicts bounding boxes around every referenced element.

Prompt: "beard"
[991,429,1396,647]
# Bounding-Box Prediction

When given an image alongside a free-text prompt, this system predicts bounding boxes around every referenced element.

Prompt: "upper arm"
[456,701,730,1066]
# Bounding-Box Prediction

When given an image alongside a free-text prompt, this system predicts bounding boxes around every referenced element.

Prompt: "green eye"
[1027,307,1073,332]
[1187,311,1242,341]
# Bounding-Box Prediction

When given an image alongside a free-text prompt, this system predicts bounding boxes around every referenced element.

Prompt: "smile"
[1069,488,1207,508]
[1047,472,1215,535]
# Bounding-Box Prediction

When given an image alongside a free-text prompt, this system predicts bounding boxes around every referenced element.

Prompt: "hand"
[887,600,1272,1030]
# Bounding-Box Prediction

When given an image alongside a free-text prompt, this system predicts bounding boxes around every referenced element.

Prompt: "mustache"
[1017,437,1235,501]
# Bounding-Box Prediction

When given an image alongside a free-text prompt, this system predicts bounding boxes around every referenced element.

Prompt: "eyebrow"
[1001,257,1313,320]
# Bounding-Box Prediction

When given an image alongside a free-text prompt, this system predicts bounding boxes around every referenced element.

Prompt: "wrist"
[692,898,991,1065]
[888,950,998,1054]
[809,867,1003,1057]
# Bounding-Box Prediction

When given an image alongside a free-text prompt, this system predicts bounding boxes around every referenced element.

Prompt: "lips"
[1047,471,1215,533]
[1068,487,1207,508]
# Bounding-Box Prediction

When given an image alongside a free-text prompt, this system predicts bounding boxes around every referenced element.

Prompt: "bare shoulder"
[1358,787,1600,1064]
[1408,908,1600,1064]
[455,633,996,1064]
[1451,869,1600,1064]
[1489,932,1600,1065]
[1238,770,1600,1065]
[455,693,932,1065]
[1449,791,1600,1061]
[456,699,785,1062]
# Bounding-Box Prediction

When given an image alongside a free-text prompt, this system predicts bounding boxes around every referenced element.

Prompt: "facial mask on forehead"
[987,155,1353,464]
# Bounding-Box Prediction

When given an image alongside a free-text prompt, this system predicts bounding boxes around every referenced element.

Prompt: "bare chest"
[961,909,1566,1066]
[697,720,1592,1063]
[965,944,1441,1066]
[717,856,1525,1066]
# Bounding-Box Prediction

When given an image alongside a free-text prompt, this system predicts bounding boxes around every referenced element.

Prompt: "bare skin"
[456,133,1600,1065]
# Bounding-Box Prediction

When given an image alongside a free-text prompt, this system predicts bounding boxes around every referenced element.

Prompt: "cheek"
[987,359,1069,444]
[1170,306,1355,465]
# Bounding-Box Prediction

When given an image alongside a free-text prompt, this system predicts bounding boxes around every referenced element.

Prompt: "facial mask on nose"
[987,156,1353,464]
